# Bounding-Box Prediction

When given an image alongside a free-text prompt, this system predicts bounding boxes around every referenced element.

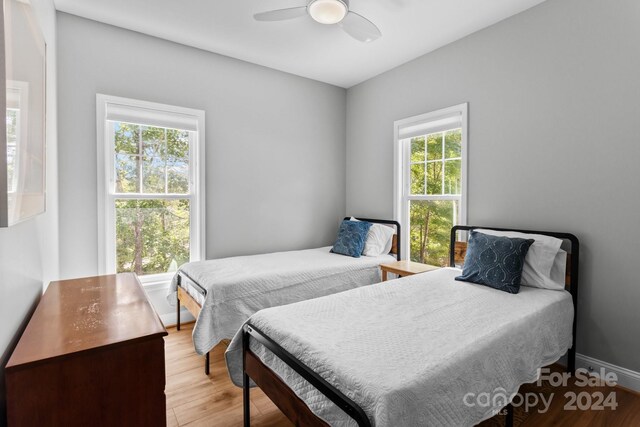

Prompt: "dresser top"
[6,273,167,369]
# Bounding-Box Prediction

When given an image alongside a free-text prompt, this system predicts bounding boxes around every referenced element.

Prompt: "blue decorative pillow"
[455,230,534,294]
[330,220,372,258]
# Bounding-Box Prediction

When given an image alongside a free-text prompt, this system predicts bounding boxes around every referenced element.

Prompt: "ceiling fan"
[254,0,381,43]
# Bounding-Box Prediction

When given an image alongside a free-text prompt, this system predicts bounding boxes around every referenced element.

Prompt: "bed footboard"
[176,272,210,375]
[242,323,371,427]
[242,324,517,427]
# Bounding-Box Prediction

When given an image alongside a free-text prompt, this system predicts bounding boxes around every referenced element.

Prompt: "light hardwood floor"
[165,323,640,426]
[165,322,292,427]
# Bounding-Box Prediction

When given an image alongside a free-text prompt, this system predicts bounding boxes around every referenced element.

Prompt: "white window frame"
[96,94,206,285]
[393,103,468,261]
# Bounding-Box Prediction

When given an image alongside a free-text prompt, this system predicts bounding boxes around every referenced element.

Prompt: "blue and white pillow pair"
[455,230,534,294]
[330,220,372,258]
[349,217,395,257]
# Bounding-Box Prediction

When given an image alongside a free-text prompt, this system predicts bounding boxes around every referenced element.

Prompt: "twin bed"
[225,225,579,427]
[169,218,401,374]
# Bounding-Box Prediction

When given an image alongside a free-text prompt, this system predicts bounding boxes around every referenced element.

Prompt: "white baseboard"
[160,309,195,327]
[576,353,640,392]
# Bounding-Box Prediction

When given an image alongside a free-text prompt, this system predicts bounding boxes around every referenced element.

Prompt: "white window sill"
[140,278,172,292]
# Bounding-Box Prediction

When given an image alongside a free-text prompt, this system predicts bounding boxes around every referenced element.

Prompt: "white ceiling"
[53,0,547,88]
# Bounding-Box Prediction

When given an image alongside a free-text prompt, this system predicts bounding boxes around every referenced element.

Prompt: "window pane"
[142,126,166,157]
[7,109,17,144]
[409,199,459,266]
[6,144,16,191]
[444,159,461,195]
[426,161,443,194]
[141,126,166,193]
[142,155,166,193]
[115,154,140,193]
[410,163,425,195]
[410,137,425,163]
[167,129,189,159]
[426,133,442,161]
[115,198,190,275]
[445,129,462,159]
[167,158,189,194]
[166,129,190,193]
[114,123,140,154]
[6,109,17,191]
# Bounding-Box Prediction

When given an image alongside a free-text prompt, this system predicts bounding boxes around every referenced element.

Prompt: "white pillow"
[548,249,568,290]
[475,229,563,290]
[350,217,395,257]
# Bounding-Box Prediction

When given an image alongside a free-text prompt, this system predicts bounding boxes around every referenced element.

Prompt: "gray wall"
[0,0,58,424]
[57,13,347,282]
[346,0,640,372]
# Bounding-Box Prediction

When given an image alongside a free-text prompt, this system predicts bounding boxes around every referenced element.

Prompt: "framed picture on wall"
[0,0,46,227]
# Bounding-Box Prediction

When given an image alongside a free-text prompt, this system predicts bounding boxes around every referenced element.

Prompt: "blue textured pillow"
[455,230,534,294]
[330,220,372,258]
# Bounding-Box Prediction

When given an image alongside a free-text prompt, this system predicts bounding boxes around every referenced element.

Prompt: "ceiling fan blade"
[339,11,381,43]
[254,7,308,22]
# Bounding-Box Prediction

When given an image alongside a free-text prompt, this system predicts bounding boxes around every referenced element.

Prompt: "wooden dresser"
[5,273,168,426]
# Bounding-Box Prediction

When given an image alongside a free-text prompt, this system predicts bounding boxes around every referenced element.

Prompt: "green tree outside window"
[113,122,191,276]
[408,129,462,266]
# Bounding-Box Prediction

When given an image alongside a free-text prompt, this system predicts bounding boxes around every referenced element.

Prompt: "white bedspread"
[226,268,574,427]
[168,247,395,354]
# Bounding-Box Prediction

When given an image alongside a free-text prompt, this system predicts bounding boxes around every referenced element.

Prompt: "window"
[394,103,467,266]
[6,100,19,193]
[97,95,205,284]
[6,81,29,195]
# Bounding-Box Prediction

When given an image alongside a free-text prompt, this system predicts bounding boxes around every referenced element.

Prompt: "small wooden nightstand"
[380,260,440,281]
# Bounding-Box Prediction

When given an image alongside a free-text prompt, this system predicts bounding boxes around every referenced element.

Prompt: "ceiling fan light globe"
[308,0,348,25]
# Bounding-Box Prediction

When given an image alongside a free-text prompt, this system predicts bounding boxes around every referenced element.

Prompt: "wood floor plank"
[165,327,640,426]
[166,380,218,409]
[250,390,286,416]
[166,409,179,427]
[173,390,260,426]
[250,412,294,427]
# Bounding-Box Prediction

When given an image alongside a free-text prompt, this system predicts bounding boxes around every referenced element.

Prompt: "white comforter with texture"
[168,247,395,354]
[226,268,573,427]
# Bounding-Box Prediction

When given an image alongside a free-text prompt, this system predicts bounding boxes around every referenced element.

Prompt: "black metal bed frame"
[450,225,580,373]
[175,271,212,374]
[244,324,371,427]
[242,225,580,427]
[176,217,402,375]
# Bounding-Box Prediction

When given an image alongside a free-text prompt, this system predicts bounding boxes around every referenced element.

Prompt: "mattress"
[226,268,574,427]
[180,277,206,306]
[168,246,396,354]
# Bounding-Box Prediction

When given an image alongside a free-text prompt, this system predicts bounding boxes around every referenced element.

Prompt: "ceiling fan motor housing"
[308,0,349,25]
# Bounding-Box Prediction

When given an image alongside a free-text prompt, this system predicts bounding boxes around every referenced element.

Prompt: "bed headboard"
[344,217,401,261]
[449,225,580,372]
[449,225,579,289]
